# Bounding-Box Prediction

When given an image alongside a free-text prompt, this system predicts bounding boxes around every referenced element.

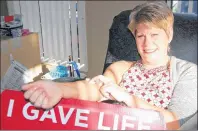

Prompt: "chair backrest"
[103,10,197,73]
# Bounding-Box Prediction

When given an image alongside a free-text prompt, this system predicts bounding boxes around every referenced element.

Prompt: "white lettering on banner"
[23,102,39,120]
[39,108,57,123]
[122,115,136,130]
[58,106,75,124]
[138,121,151,130]
[7,99,15,117]
[138,114,152,130]
[137,109,153,130]
[98,112,111,130]
[5,99,159,130]
[113,114,119,130]
[75,109,90,128]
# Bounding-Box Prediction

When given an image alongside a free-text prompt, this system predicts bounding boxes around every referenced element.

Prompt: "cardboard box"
[1,33,57,92]
[1,33,41,79]
[24,62,55,81]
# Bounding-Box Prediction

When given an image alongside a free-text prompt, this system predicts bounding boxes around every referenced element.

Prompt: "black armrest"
[53,77,86,82]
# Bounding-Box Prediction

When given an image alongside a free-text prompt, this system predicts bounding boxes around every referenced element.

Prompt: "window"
[167,0,197,14]
[6,1,88,72]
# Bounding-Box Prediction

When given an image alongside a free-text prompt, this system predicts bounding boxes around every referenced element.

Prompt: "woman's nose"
[144,36,152,46]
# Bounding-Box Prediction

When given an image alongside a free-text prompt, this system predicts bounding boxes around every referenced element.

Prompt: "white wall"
[85,1,147,77]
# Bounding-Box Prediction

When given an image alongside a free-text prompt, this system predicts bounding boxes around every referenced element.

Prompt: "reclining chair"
[103,10,197,130]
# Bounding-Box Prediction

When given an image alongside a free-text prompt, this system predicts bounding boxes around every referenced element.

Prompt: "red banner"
[1,90,166,130]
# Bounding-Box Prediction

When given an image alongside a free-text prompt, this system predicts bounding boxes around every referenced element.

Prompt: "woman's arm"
[132,96,180,130]
[57,80,103,101]
[22,60,131,109]
[22,79,103,109]
[102,60,133,84]
[63,60,131,100]
[99,83,180,130]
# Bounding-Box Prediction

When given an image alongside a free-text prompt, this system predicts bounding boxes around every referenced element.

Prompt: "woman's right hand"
[22,80,63,109]
[88,75,117,99]
[89,75,135,107]
[89,75,115,87]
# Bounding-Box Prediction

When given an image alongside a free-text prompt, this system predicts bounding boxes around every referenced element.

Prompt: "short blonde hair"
[128,2,174,37]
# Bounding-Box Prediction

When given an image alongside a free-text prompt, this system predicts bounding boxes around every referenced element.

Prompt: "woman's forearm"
[102,83,180,130]
[132,96,180,130]
[57,80,102,101]
[56,81,79,99]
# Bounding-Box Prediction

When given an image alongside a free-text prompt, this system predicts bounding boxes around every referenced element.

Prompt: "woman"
[22,2,197,130]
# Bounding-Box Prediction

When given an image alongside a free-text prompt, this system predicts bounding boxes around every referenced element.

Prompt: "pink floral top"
[119,60,173,109]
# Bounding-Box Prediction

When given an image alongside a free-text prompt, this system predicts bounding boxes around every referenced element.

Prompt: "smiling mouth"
[144,49,157,53]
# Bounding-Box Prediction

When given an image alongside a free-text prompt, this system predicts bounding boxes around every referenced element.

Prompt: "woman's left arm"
[104,86,179,130]
[131,95,180,130]
[99,83,180,130]
[97,83,179,130]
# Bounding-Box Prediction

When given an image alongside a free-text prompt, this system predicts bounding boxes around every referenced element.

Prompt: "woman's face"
[134,23,171,64]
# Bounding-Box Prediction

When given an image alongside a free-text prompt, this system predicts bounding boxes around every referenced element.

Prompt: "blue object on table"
[69,61,81,78]
[49,65,68,79]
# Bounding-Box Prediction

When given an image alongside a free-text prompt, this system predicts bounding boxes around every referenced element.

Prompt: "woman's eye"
[151,34,158,37]
[137,35,143,38]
